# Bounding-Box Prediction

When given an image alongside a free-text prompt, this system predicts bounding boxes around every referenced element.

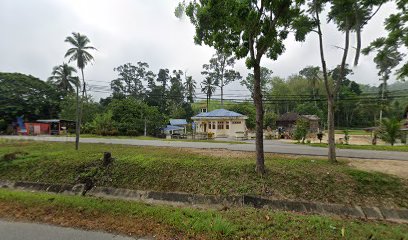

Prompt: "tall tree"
[308,0,357,163]
[201,50,241,106]
[241,67,273,97]
[182,0,311,174]
[47,63,79,96]
[156,69,171,113]
[370,46,402,122]
[169,70,185,107]
[184,75,197,103]
[299,66,321,106]
[201,76,217,111]
[64,32,96,150]
[111,62,153,99]
[0,72,60,125]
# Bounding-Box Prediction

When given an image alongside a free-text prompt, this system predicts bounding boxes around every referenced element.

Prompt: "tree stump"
[103,152,113,167]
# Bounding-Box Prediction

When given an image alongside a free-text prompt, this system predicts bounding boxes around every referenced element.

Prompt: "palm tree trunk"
[75,68,86,150]
[75,83,80,150]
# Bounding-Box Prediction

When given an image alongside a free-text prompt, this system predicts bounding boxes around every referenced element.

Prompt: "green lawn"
[0,189,407,239]
[307,142,408,152]
[335,129,370,135]
[59,134,245,144]
[1,140,407,208]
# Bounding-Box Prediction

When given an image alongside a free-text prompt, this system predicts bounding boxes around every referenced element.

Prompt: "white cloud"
[0,0,398,100]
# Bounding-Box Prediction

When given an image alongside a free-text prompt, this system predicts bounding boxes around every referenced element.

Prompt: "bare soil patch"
[349,160,408,179]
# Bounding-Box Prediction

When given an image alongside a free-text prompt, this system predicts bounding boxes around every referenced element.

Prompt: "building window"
[218,121,224,129]
[200,108,207,113]
[208,122,212,129]
[232,121,241,124]
[226,121,229,129]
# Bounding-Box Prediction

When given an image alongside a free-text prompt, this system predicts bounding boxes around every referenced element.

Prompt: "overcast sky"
[0,0,398,100]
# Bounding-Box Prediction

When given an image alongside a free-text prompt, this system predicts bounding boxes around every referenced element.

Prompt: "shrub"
[343,129,350,145]
[293,118,309,143]
[317,132,324,143]
[126,130,140,136]
[380,118,401,146]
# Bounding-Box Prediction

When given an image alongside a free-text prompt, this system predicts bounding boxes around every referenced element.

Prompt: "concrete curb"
[1,180,407,223]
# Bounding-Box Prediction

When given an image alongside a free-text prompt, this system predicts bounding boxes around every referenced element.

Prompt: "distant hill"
[360,81,408,93]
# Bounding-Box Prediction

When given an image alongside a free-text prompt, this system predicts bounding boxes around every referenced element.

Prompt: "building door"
[203,123,207,132]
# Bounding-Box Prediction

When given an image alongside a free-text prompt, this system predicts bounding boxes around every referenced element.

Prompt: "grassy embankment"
[0,189,407,239]
[1,140,407,208]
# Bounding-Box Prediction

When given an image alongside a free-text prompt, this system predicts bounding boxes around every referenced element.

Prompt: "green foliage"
[363,0,407,80]
[111,62,154,99]
[90,111,116,136]
[227,102,256,129]
[64,32,96,71]
[293,118,309,144]
[202,50,241,103]
[0,72,60,124]
[241,67,272,96]
[343,129,350,145]
[380,118,401,146]
[108,98,166,136]
[47,63,79,96]
[263,111,278,129]
[59,94,101,124]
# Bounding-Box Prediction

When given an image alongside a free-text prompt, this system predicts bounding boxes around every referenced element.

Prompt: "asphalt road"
[0,219,145,240]
[1,135,407,161]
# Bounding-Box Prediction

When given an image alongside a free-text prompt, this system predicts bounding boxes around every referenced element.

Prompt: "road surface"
[1,135,407,161]
[0,219,145,240]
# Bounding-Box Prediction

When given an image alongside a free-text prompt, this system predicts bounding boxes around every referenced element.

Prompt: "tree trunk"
[253,63,265,174]
[327,97,337,163]
[315,6,337,163]
[75,83,80,150]
[76,68,86,150]
[354,24,362,66]
[379,78,386,124]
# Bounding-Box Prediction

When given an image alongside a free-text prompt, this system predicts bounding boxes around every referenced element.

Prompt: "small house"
[276,112,320,133]
[17,119,75,135]
[162,119,188,136]
[191,109,247,138]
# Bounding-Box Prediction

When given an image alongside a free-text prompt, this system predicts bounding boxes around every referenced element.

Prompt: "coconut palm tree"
[184,75,197,103]
[64,32,96,150]
[48,63,78,95]
[201,77,216,111]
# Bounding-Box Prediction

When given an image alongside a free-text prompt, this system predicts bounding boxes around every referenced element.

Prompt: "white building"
[191,109,248,138]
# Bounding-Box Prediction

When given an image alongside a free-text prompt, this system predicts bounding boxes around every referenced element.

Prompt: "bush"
[126,130,140,136]
[317,132,324,143]
[380,118,401,146]
[343,129,350,145]
[293,118,309,143]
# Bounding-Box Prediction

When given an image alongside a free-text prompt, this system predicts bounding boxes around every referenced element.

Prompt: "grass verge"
[0,189,407,239]
[56,134,246,144]
[306,143,408,152]
[1,141,408,208]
